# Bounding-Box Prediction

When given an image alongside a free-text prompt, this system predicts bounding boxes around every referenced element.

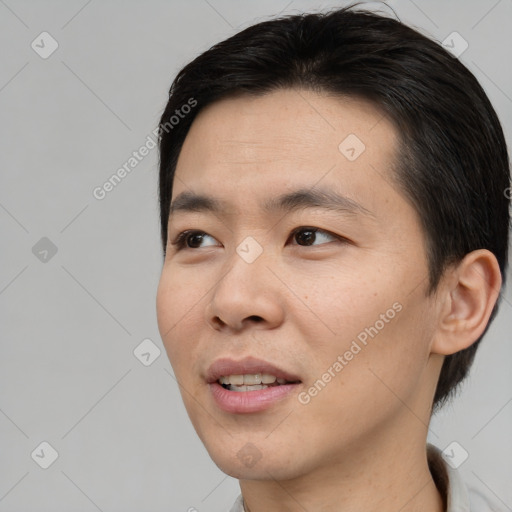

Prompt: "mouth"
[206,356,302,387]
[206,357,302,413]
[217,373,300,392]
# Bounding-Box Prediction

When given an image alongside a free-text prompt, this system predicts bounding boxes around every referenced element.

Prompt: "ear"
[431,249,502,356]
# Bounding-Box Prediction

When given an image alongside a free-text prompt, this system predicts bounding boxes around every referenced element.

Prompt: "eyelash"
[170,227,346,251]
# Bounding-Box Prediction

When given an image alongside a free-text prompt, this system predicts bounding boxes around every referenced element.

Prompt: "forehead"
[173,89,399,215]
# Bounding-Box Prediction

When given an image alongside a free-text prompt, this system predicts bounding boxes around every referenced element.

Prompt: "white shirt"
[228,444,500,511]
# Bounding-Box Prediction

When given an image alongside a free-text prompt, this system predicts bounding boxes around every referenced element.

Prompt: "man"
[155,6,510,511]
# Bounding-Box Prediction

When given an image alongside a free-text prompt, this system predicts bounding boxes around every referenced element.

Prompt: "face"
[156,89,442,480]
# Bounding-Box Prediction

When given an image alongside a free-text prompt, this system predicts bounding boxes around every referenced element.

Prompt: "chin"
[204,439,309,481]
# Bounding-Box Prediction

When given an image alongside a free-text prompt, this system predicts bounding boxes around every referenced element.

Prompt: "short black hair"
[157,5,510,409]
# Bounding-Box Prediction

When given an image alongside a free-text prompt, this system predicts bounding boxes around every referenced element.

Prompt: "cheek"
[156,268,205,371]
[292,265,387,355]
[306,295,434,421]
[296,263,431,400]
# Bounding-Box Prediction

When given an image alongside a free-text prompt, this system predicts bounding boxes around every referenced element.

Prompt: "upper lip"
[206,356,302,384]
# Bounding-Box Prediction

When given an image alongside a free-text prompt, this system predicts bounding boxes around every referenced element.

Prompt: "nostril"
[210,314,264,331]
[212,317,226,328]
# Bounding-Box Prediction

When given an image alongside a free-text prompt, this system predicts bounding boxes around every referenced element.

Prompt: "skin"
[156,89,501,512]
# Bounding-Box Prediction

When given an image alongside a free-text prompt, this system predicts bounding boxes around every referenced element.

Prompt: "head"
[156,6,509,479]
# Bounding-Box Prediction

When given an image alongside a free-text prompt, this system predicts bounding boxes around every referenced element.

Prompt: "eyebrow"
[168,188,375,219]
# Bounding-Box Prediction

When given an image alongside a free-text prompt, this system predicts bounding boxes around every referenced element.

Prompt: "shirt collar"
[427,443,471,511]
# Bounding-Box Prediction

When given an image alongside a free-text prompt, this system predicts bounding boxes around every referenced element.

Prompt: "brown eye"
[292,227,337,246]
[171,230,218,250]
[295,229,317,246]
[186,232,206,248]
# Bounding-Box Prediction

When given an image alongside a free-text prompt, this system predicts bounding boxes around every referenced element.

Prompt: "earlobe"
[431,249,502,356]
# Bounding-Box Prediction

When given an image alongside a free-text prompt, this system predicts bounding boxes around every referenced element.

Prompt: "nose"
[205,249,285,333]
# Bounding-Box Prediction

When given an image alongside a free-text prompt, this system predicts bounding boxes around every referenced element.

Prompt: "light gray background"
[0,1,511,511]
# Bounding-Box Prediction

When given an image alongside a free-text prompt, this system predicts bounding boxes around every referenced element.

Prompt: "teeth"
[243,374,261,385]
[230,384,268,392]
[230,374,244,386]
[218,373,278,385]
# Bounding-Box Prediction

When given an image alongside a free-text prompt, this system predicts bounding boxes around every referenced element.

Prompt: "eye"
[171,230,219,250]
[290,227,339,246]
[170,226,344,251]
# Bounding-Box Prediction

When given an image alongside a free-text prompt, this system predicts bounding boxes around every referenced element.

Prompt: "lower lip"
[208,382,301,414]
